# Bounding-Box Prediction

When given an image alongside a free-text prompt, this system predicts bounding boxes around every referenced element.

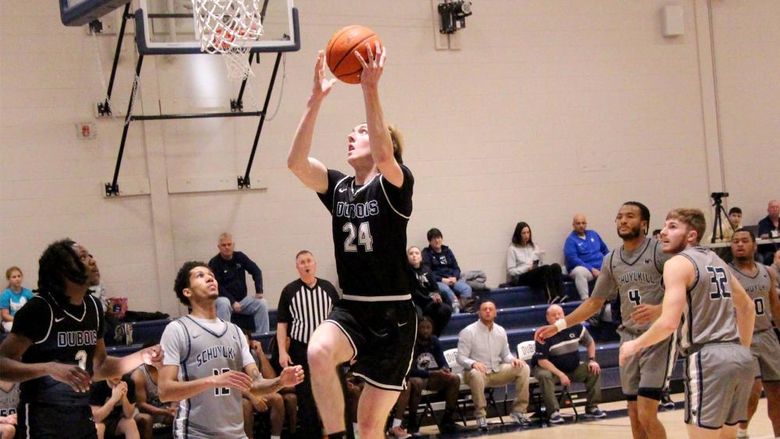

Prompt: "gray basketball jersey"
[592,238,668,333]
[170,316,247,439]
[0,383,19,417]
[728,262,774,332]
[679,247,741,356]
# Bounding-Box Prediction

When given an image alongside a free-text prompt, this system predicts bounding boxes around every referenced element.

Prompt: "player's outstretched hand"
[212,370,253,392]
[279,365,305,387]
[313,51,336,100]
[141,344,163,367]
[534,324,558,344]
[48,362,91,393]
[355,41,385,89]
[630,304,661,325]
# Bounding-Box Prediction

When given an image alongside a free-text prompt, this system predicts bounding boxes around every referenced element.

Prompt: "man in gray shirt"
[457,299,531,430]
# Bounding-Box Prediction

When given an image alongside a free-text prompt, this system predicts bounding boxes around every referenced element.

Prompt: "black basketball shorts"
[326,298,417,391]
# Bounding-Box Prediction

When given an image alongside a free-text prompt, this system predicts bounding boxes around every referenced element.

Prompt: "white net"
[191,0,264,80]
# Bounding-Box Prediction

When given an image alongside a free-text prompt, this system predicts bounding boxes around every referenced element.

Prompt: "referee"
[276,250,339,438]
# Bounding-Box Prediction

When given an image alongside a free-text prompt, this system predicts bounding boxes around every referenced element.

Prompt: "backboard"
[136,0,299,55]
[60,0,131,26]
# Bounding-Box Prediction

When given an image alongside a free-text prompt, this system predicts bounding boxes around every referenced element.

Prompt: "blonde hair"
[5,266,22,289]
[388,124,405,164]
[666,208,706,244]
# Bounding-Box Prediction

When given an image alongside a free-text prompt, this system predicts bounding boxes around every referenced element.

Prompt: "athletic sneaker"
[548,411,565,424]
[387,426,411,439]
[510,412,532,426]
[660,392,675,410]
[583,407,606,418]
[477,416,488,431]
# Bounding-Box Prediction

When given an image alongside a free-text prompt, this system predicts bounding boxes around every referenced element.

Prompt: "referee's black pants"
[289,339,321,438]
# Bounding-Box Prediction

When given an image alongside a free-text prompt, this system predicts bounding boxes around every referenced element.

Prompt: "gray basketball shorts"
[684,343,753,429]
[750,329,780,382]
[619,330,677,400]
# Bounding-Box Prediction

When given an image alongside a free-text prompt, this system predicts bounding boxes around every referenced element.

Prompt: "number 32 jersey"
[318,165,414,298]
[11,292,104,406]
[592,237,670,333]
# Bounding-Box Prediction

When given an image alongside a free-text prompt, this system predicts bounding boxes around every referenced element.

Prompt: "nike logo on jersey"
[397,322,408,328]
[55,317,65,322]
[338,187,348,193]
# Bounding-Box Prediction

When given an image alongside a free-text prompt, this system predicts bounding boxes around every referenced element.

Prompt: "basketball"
[326,25,382,84]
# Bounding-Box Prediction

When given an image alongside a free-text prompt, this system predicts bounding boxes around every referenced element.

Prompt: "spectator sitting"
[130,345,176,434]
[209,232,270,335]
[457,299,532,430]
[89,375,147,439]
[564,214,609,300]
[506,222,565,303]
[758,200,780,264]
[0,267,34,333]
[422,228,473,313]
[533,304,605,424]
[244,336,294,439]
[759,200,780,238]
[408,246,453,336]
[389,317,461,437]
[0,379,19,439]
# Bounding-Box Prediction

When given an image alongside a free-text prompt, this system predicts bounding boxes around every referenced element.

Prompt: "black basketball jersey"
[11,292,104,406]
[318,165,414,297]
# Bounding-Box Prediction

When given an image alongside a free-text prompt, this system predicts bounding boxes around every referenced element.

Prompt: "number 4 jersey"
[318,166,414,298]
[592,237,670,334]
[11,292,104,406]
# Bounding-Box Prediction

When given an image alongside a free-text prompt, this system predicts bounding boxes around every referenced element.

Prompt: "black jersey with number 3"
[11,292,104,406]
[318,165,414,297]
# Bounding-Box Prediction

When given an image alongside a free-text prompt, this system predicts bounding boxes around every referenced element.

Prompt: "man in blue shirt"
[564,215,609,300]
[209,233,269,335]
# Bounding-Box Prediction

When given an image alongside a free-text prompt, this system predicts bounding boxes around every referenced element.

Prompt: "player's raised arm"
[356,42,403,188]
[534,296,605,343]
[288,50,334,194]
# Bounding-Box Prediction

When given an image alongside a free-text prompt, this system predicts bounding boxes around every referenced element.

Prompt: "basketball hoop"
[191,0,264,79]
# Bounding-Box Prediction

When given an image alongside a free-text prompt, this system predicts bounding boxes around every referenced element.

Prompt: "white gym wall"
[0,0,777,315]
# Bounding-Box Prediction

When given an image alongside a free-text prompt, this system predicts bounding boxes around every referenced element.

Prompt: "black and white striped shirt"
[277,278,339,344]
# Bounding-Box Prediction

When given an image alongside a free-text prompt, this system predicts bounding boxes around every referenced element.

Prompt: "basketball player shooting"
[288,43,417,439]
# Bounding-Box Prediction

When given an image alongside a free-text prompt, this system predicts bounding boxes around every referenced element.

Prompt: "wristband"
[554,318,567,332]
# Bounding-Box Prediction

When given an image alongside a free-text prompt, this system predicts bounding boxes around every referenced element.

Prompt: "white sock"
[392,418,403,428]
[271,436,280,439]
[736,428,748,438]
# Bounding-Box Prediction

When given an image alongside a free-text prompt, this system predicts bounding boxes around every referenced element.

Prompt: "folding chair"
[517,341,578,425]
[443,348,505,426]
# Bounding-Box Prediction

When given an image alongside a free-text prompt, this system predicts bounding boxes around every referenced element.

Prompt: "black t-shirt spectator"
[89,375,136,421]
[533,324,593,374]
[208,251,263,304]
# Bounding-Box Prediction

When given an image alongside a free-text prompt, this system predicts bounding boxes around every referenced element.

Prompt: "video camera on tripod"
[710,192,730,243]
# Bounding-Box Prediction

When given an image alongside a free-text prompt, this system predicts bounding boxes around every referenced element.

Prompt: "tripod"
[710,195,732,243]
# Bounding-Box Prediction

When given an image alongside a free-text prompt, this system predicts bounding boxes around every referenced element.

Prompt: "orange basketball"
[326,25,382,84]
